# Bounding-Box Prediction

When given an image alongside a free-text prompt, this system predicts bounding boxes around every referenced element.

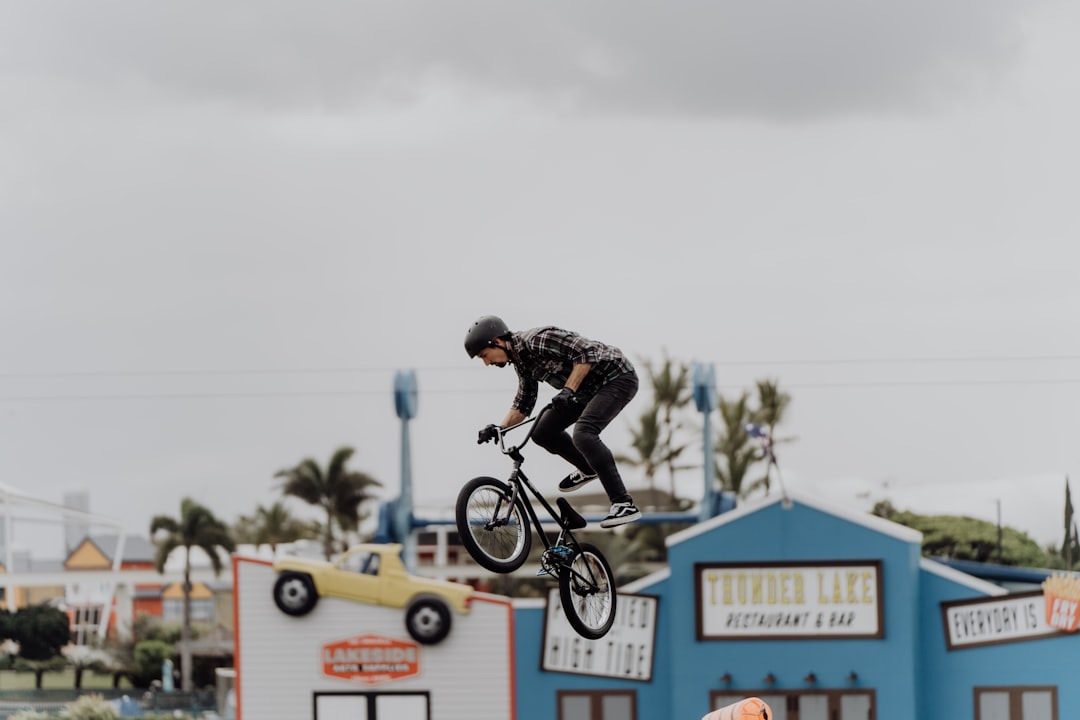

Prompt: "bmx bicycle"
[455,406,617,640]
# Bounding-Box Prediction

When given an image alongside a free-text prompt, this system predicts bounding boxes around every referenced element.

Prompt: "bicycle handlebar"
[487,404,553,455]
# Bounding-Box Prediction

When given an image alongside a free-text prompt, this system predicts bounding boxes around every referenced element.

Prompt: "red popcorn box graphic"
[1042,574,1080,632]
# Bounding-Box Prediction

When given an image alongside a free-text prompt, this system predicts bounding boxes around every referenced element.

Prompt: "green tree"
[64,645,111,690]
[710,380,793,500]
[743,378,792,496]
[11,603,70,688]
[577,531,652,586]
[616,405,667,497]
[276,446,382,560]
[623,520,694,564]
[234,501,308,552]
[713,391,760,498]
[641,352,694,504]
[1062,479,1078,569]
[132,639,174,689]
[872,502,1055,567]
[150,497,236,692]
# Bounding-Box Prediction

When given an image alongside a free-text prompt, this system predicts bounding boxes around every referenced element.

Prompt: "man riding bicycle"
[465,315,641,528]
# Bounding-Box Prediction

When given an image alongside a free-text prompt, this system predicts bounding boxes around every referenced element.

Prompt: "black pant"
[531,372,639,504]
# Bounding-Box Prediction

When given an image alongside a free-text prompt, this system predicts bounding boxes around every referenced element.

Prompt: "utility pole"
[996,499,1003,564]
[692,363,717,522]
[393,369,418,572]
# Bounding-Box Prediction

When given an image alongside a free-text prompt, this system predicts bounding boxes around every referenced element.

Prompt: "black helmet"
[465,315,510,358]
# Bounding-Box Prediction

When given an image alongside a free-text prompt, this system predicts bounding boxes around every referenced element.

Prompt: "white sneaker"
[600,501,641,528]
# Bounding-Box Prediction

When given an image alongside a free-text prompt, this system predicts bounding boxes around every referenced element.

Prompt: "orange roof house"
[65,534,157,571]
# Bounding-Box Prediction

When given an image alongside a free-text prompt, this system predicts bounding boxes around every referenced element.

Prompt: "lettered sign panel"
[541,588,659,682]
[942,590,1063,650]
[696,560,884,640]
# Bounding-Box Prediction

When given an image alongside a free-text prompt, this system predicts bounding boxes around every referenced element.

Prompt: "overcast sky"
[3,1,1078,558]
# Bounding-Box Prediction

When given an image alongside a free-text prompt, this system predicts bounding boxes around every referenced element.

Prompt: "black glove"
[477,424,500,444]
[551,387,580,411]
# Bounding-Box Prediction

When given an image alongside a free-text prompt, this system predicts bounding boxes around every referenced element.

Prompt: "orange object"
[1044,591,1080,632]
[702,697,773,720]
[1042,573,1080,632]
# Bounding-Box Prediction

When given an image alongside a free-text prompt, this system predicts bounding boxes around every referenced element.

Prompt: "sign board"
[942,590,1064,650]
[541,588,659,681]
[321,634,421,685]
[696,560,884,640]
[235,558,514,720]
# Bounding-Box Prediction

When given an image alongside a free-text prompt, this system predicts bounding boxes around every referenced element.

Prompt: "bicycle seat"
[556,498,588,530]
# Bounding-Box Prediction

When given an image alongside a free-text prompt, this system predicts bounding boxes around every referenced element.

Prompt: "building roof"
[928,556,1056,591]
[0,554,66,574]
[91,534,157,563]
[67,534,157,565]
[666,489,924,547]
[919,557,1008,596]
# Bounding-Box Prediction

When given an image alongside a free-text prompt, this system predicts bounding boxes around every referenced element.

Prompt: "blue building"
[511,491,1075,720]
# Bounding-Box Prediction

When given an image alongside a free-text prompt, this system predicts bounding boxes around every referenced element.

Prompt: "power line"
[711,354,1080,366]
[1,353,1078,380]
[0,366,459,379]
[2,377,1080,402]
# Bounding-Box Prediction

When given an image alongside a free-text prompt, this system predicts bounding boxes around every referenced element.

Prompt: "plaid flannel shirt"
[507,326,635,415]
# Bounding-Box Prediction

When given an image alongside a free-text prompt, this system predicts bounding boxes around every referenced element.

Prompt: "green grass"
[0,669,133,691]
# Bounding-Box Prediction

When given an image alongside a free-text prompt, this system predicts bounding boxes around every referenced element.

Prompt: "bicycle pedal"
[536,567,557,577]
[547,545,574,557]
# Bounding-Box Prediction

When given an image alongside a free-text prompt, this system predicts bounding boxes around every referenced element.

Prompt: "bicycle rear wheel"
[456,476,533,573]
[559,543,617,640]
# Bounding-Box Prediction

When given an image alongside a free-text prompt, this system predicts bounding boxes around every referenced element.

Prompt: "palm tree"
[234,501,308,553]
[713,391,762,498]
[745,379,792,496]
[578,531,652,585]
[641,352,694,503]
[616,405,667,496]
[275,446,382,560]
[150,497,236,692]
[752,378,791,429]
[618,403,694,509]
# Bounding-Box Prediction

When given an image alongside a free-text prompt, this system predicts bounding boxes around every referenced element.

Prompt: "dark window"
[974,686,1057,720]
[313,691,430,720]
[558,690,636,720]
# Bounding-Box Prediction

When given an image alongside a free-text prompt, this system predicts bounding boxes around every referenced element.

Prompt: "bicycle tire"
[559,543,617,640]
[456,476,533,573]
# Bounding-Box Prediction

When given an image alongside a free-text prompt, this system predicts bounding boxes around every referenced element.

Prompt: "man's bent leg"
[532,405,594,474]
[572,373,638,503]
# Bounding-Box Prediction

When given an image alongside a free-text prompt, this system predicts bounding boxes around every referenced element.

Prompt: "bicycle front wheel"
[559,543,617,640]
[456,476,533,573]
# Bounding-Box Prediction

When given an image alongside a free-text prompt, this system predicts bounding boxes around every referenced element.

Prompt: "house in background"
[0,550,65,608]
[63,533,158,644]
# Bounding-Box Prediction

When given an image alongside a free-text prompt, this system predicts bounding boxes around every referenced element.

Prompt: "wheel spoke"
[456,478,532,573]
[559,545,616,639]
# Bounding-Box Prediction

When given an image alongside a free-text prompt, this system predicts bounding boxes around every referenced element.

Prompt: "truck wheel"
[273,572,318,616]
[405,597,452,644]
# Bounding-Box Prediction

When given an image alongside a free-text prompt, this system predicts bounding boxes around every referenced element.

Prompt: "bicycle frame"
[461,407,618,639]
[490,407,586,553]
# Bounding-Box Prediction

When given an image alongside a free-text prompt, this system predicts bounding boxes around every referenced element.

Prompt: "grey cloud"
[0,1,1045,117]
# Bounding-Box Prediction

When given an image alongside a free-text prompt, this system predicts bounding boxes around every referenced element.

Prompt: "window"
[710,690,875,720]
[70,604,105,645]
[558,690,636,720]
[313,691,430,720]
[163,598,215,623]
[975,686,1057,720]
